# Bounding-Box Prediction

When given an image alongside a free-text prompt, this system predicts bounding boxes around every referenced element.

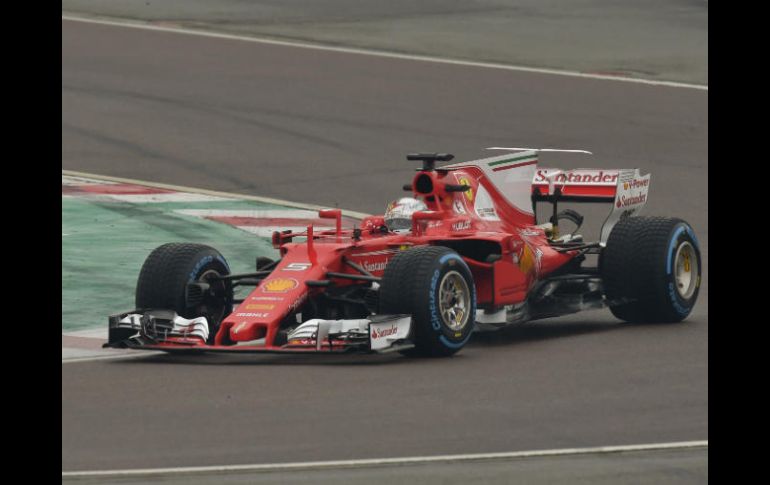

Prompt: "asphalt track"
[61,18,708,481]
[62,0,708,84]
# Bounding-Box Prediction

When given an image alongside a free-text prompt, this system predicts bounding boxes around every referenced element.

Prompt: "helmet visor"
[385,217,412,232]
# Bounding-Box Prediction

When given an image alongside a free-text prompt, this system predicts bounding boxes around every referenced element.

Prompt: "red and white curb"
[62,170,371,218]
[63,174,357,237]
[63,175,231,203]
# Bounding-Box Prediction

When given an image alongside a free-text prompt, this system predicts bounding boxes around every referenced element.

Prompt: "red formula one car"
[106,149,702,357]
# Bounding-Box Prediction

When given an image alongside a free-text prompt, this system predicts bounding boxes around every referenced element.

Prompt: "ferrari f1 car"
[106,149,702,357]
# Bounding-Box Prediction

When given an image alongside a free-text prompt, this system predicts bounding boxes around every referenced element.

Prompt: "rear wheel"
[601,217,701,323]
[380,246,476,356]
[135,243,233,343]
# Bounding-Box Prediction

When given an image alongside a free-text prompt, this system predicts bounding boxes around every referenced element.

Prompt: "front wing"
[104,310,414,355]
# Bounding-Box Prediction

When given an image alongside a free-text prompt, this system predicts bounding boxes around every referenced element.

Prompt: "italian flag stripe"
[487,154,538,167]
[492,160,538,172]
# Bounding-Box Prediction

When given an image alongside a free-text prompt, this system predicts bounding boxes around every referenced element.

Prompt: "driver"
[383,197,427,234]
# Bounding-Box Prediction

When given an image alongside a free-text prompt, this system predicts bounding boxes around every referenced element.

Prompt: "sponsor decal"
[245,304,275,310]
[250,296,284,301]
[534,169,619,185]
[452,220,471,231]
[288,338,315,346]
[283,262,312,271]
[351,249,400,257]
[428,220,443,228]
[453,198,466,214]
[476,207,497,220]
[236,312,270,318]
[371,324,399,339]
[616,192,647,208]
[369,317,412,350]
[599,169,651,245]
[534,248,543,276]
[519,228,542,238]
[288,293,308,312]
[262,278,299,293]
[363,260,388,272]
[623,178,650,190]
[457,176,474,202]
[473,183,502,221]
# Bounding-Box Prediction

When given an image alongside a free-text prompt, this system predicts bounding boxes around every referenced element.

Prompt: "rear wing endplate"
[598,168,651,245]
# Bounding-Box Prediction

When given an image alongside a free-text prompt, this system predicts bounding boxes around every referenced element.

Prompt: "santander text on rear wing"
[532,168,620,201]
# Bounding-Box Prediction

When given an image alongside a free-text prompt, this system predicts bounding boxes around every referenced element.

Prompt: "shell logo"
[262,278,299,293]
[458,176,474,202]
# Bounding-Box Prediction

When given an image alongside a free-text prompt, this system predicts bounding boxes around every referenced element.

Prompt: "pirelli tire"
[601,216,701,323]
[135,243,234,343]
[379,246,476,357]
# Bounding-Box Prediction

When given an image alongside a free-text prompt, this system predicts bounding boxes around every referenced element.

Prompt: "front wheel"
[135,243,234,343]
[601,217,701,323]
[379,246,476,356]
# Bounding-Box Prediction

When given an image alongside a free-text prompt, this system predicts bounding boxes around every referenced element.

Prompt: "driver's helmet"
[384,197,427,233]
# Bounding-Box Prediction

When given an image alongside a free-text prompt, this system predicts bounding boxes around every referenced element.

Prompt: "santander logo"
[534,169,619,185]
[363,260,388,272]
[371,325,398,339]
[618,193,647,207]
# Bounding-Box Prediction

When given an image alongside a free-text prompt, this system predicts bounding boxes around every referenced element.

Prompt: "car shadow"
[467,319,632,348]
[112,350,411,367]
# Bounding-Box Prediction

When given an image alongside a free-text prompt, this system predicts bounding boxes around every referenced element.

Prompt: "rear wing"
[532,167,652,245]
[444,149,651,244]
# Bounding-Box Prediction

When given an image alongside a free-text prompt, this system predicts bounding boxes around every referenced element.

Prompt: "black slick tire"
[601,216,701,323]
[379,246,476,357]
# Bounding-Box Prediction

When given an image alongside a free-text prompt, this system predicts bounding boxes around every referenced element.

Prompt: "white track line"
[61,169,371,219]
[62,352,161,364]
[62,14,707,91]
[62,440,708,478]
